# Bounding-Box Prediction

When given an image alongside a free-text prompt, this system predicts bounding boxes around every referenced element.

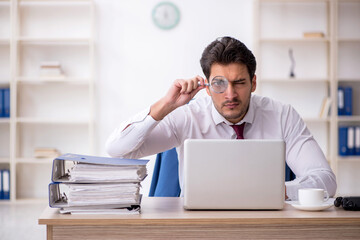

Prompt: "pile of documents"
[48,153,149,214]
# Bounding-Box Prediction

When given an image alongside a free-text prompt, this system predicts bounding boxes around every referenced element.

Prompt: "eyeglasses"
[198,76,229,94]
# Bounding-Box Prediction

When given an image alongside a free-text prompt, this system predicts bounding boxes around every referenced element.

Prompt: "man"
[106,36,336,200]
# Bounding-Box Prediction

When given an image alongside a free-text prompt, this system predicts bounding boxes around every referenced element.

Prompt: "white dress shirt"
[106,94,337,200]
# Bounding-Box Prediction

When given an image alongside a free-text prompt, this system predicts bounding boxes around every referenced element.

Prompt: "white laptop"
[183,139,285,210]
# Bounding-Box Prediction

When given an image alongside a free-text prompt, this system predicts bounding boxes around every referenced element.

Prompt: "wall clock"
[152,2,180,30]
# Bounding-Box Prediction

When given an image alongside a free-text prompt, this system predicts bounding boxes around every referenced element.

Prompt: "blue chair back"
[149,148,181,197]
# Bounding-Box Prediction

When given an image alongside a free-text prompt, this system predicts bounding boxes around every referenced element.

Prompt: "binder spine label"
[347,127,355,155]
[338,87,344,116]
[0,169,10,200]
[0,170,3,200]
[2,170,10,200]
[356,127,360,156]
[338,86,353,116]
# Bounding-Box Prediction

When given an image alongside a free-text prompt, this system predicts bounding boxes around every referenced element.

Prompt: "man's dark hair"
[200,36,256,81]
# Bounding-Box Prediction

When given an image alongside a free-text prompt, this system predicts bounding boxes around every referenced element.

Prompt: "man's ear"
[251,74,257,92]
[205,79,211,96]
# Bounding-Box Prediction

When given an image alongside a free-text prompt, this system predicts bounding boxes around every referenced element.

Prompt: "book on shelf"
[0,169,10,200]
[319,97,332,118]
[34,147,61,158]
[39,61,65,79]
[49,153,149,214]
[303,32,325,38]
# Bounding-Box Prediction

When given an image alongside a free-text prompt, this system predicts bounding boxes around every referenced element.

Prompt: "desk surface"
[39,197,360,226]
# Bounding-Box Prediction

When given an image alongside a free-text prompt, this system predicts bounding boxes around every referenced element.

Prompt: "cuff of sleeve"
[118,107,150,130]
[120,106,159,135]
[140,110,160,130]
[285,179,301,201]
[130,107,152,123]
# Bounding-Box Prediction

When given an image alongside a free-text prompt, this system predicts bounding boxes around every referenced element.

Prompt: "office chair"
[149,148,181,197]
[149,147,296,197]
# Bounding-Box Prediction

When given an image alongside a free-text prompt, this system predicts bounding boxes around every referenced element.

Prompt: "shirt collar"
[211,94,256,126]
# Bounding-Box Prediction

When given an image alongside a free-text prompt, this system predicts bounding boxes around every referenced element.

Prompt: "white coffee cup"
[298,188,329,206]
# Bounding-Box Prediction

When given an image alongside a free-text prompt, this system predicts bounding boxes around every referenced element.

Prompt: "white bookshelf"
[337,116,360,122]
[260,78,330,83]
[16,157,54,164]
[0,0,11,202]
[0,39,10,44]
[259,38,331,43]
[255,0,360,196]
[304,118,331,123]
[0,0,95,202]
[336,0,360,196]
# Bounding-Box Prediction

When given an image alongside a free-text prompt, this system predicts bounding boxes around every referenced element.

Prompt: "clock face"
[152,2,180,30]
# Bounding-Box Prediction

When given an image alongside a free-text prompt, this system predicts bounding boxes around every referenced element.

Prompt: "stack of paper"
[48,153,149,214]
[67,182,141,205]
[68,163,147,183]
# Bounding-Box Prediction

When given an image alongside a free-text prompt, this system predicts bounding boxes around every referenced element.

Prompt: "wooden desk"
[39,197,360,240]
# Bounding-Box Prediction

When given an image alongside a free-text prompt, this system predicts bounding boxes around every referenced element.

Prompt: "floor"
[0,200,47,240]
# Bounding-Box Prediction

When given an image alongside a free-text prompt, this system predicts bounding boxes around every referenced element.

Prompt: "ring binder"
[0,170,3,200]
[0,169,10,200]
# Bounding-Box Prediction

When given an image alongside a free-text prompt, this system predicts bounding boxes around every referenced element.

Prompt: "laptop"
[183,139,285,210]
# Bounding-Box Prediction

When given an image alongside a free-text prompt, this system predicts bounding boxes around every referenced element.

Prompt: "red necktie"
[230,123,245,139]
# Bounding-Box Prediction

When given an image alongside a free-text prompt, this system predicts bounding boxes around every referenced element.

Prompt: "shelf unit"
[0,0,11,202]
[255,0,360,196]
[335,0,360,196]
[0,0,95,202]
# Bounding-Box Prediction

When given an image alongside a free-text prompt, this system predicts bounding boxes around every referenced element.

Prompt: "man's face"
[206,63,256,124]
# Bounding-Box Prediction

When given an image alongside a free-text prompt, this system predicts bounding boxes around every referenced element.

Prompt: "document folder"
[48,182,142,209]
[0,170,2,199]
[51,153,149,183]
[0,169,10,200]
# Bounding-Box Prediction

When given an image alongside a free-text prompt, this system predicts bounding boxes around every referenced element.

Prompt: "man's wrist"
[150,98,176,121]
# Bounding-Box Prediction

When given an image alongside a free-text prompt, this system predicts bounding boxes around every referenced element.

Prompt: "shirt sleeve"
[282,105,337,200]
[105,107,181,159]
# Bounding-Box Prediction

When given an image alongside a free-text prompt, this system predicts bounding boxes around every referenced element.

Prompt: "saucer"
[286,198,335,211]
[288,201,334,211]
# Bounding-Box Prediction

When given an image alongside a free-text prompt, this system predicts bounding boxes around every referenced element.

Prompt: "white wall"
[94,0,255,194]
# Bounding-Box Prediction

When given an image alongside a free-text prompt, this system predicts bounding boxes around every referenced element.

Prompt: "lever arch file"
[0,169,10,200]
[0,170,2,199]
[2,170,10,200]
[49,182,142,208]
[52,153,149,183]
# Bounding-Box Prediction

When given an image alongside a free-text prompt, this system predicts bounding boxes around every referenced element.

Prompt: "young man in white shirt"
[106,36,337,200]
